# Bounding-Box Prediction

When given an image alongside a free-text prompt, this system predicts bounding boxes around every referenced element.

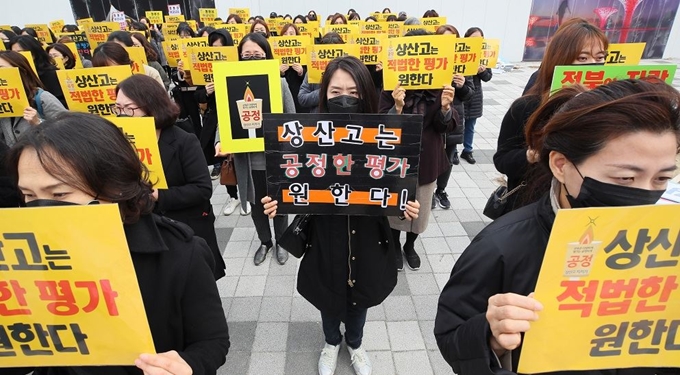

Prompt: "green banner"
[550,64,677,94]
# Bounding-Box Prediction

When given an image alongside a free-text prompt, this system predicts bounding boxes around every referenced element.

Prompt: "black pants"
[226,184,238,199]
[251,170,288,244]
[437,134,459,191]
[321,303,368,349]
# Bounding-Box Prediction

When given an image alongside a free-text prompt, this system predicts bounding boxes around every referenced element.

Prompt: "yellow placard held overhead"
[24,24,52,44]
[308,44,361,84]
[84,22,121,50]
[162,23,180,41]
[400,24,438,35]
[452,37,484,76]
[269,36,311,66]
[178,37,209,71]
[323,24,360,37]
[297,22,320,38]
[164,15,185,23]
[384,22,403,38]
[214,60,283,153]
[77,18,94,26]
[0,204,155,366]
[361,22,388,35]
[188,46,238,85]
[17,51,38,75]
[229,8,250,21]
[125,47,148,74]
[419,17,447,26]
[108,117,168,189]
[162,40,181,67]
[57,66,132,116]
[199,8,218,22]
[219,24,249,46]
[350,34,387,65]
[0,67,30,118]
[519,205,680,373]
[606,43,646,65]
[49,20,65,33]
[381,35,456,90]
[145,11,163,24]
[481,38,500,68]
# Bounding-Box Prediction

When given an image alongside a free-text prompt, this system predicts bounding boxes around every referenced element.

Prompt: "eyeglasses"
[241,54,266,60]
[113,105,140,117]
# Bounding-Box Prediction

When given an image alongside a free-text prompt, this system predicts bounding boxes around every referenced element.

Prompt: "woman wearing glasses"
[114,74,226,281]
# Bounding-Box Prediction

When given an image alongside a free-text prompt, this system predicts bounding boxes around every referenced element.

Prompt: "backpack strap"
[34,88,45,119]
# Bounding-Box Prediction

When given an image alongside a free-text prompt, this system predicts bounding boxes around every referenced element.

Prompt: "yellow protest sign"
[186,20,198,31]
[520,205,680,373]
[381,35,455,89]
[297,22,320,38]
[361,22,388,34]
[481,38,500,68]
[125,46,148,74]
[145,11,163,24]
[606,43,646,65]
[76,18,93,26]
[178,37,208,70]
[385,22,403,38]
[349,20,362,27]
[162,23,180,41]
[57,66,132,116]
[0,25,13,32]
[199,8,218,22]
[214,60,283,153]
[0,204,155,366]
[350,34,387,65]
[308,44,361,84]
[164,15,185,23]
[24,24,52,44]
[270,36,310,66]
[162,40,181,67]
[167,4,182,15]
[400,24,438,35]
[323,24,359,36]
[84,22,120,50]
[419,17,447,26]
[452,36,484,76]
[372,13,396,22]
[0,42,4,51]
[266,18,288,36]
[229,8,250,21]
[219,24,249,45]
[62,42,84,69]
[188,46,238,85]
[0,67,30,117]
[108,117,168,189]
[53,57,66,70]
[49,20,65,33]
[18,51,38,75]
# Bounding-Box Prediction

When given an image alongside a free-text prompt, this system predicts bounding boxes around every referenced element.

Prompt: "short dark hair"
[116,75,180,129]
[227,14,243,23]
[423,9,439,18]
[464,27,484,37]
[436,25,460,38]
[197,26,216,37]
[61,24,79,33]
[238,32,274,59]
[365,16,377,22]
[250,19,270,36]
[176,23,196,38]
[330,13,347,24]
[293,15,307,24]
[46,43,77,69]
[7,112,155,224]
[10,35,56,71]
[348,12,361,21]
[386,15,398,22]
[130,33,159,62]
[280,24,300,36]
[320,32,344,45]
[91,42,131,67]
[318,56,378,114]
[107,31,134,46]
[208,30,234,47]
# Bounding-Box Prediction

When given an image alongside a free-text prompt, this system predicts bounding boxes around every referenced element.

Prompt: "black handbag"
[277,214,311,258]
[483,182,526,220]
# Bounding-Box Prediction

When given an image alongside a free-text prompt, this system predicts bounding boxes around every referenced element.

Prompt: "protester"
[0,141,20,207]
[298,32,344,112]
[130,21,167,68]
[380,30,459,271]
[115,74,226,280]
[330,13,348,25]
[0,29,17,50]
[435,78,679,375]
[197,26,216,37]
[263,56,421,375]
[0,51,66,147]
[177,22,197,38]
[227,14,243,24]
[214,32,295,266]
[131,32,171,90]
[46,43,77,69]
[91,41,165,88]
[250,19,270,38]
[10,35,66,107]
[279,24,307,113]
[293,15,307,24]
[6,111,230,374]
[493,18,608,216]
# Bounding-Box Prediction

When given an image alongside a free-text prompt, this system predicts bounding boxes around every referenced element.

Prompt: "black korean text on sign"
[264,113,423,216]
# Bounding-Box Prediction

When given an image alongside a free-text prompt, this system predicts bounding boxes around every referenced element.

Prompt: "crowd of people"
[0,7,678,375]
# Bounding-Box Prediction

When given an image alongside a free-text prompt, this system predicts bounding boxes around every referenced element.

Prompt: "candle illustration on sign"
[564,222,601,278]
[236,82,264,138]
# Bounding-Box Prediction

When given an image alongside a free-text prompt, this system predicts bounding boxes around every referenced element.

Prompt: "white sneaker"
[240,202,251,216]
[222,197,240,216]
[348,346,372,375]
[318,343,340,375]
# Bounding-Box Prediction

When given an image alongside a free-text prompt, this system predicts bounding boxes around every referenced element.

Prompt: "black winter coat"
[6,214,230,375]
[449,76,475,145]
[155,125,226,279]
[297,215,397,319]
[434,195,673,375]
[464,68,493,119]
[0,141,20,207]
[283,66,307,113]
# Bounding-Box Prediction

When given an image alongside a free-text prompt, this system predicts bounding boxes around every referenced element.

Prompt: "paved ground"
[210,61,680,375]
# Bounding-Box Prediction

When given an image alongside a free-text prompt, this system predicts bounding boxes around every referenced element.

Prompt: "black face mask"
[564,166,664,208]
[25,199,100,207]
[327,95,360,114]
[241,55,266,61]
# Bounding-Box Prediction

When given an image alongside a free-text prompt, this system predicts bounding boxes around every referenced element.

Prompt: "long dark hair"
[0,51,44,106]
[7,112,154,224]
[464,27,484,37]
[522,79,680,204]
[91,42,132,67]
[249,19,270,37]
[46,43,77,69]
[208,30,234,47]
[131,33,159,62]
[227,14,243,23]
[107,31,134,47]
[176,23,196,38]
[238,33,274,60]
[11,35,56,71]
[116,75,180,129]
[318,56,378,114]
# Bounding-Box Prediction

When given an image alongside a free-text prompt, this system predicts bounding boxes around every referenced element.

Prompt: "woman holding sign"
[6,112,230,374]
[262,56,421,375]
[435,79,679,375]
[10,35,66,108]
[0,51,66,147]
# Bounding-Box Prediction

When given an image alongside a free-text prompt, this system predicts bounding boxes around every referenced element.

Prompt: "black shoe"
[210,164,221,180]
[431,193,439,210]
[275,244,288,265]
[461,151,476,164]
[437,190,451,210]
[403,244,421,270]
[396,251,404,271]
[451,151,460,165]
[254,243,271,266]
